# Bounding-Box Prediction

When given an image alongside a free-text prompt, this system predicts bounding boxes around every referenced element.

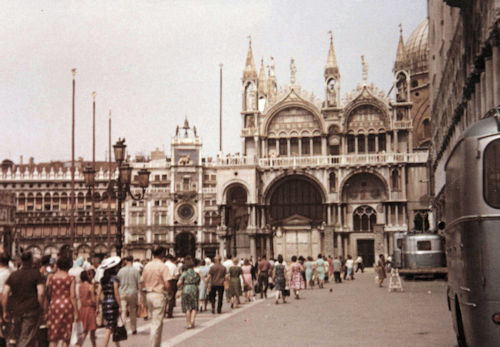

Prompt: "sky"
[0,0,427,163]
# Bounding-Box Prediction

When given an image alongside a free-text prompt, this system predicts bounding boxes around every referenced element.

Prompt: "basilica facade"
[214,23,430,266]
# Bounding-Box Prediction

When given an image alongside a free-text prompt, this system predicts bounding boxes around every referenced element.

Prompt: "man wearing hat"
[140,247,172,347]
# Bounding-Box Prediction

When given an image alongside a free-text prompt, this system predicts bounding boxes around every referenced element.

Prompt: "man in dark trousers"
[164,254,179,318]
[206,255,227,314]
[257,255,271,298]
[2,251,44,347]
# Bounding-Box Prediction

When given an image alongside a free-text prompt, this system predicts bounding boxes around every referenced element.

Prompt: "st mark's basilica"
[0,20,431,267]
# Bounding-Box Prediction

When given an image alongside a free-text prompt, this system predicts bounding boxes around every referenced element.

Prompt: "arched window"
[358,135,366,153]
[329,172,336,193]
[391,169,400,190]
[413,210,429,232]
[423,119,431,139]
[347,135,355,153]
[353,206,376,232]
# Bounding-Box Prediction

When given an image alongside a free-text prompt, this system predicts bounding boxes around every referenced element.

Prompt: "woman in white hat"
[96,256,122,347]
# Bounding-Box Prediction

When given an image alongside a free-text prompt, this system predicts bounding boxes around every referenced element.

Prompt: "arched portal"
[266,175,326,259]
[267,175,324,223]
[224,185,248,258]
[175,232,196,258]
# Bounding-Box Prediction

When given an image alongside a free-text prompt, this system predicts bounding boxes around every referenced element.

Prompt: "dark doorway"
[175,232,196,258]
[357,239,375,268]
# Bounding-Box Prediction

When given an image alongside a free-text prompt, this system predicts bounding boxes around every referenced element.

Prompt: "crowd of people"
[0,246,390,347]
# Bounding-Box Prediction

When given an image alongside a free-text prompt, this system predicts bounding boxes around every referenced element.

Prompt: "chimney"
[19,155,23,165]
[29,157,34,165]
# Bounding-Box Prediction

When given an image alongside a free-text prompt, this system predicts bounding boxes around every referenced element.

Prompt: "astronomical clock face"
[175,203,196,224]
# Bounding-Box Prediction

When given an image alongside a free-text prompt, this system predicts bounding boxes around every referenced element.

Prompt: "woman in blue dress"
[316,254,325,288]
[305,256,316,289]
[197,259,210,312]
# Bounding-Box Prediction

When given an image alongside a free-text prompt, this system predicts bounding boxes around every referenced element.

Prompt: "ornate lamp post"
[83,138,150,256]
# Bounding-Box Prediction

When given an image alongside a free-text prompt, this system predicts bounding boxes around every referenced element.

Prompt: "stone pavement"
[84,270,456,347]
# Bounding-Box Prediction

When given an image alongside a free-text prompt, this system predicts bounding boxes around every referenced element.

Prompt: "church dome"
[404,20,428,74]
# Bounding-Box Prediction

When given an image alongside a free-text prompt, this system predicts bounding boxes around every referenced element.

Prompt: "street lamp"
[83,138,150,256]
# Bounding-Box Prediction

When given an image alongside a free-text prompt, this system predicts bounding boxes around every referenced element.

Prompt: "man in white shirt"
[164,254,178,318]
[355,256,364,273]
[0,254,11,347]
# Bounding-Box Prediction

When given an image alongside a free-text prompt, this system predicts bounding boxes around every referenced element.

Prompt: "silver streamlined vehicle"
[443,113,500,347]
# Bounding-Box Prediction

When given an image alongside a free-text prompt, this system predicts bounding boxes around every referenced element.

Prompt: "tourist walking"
[345,255,354,280]
[116,256,140,334]
[333,256,342,283]
[304,256,315,289]
[46,255,78,347]
[257,255,271,299]
[177,256,200,329]
[289,256,304,299]
[2,252,45,347]
[197,259,210,312]
[316,254,326,288]
[228,258,242,309]
[164,254,179,319]
[241,259,253,302]
[355,255,364,273]
[206,256,226,314]
[140,247,172,347]
[272,255,288,304]
[376,254,387,287]
[96,256,122,347]
[76,270,97,347]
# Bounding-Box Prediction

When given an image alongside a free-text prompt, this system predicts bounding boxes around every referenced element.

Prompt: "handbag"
[70,321,84,346]
[282,288,290,297]
[112,318,128,342]
[254,282,261,294]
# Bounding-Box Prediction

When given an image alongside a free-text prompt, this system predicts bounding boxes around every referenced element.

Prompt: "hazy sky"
[0,0,427,163]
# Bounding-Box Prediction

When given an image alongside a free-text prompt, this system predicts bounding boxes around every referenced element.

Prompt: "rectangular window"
[417,240,432,251]
[484,139,500,208]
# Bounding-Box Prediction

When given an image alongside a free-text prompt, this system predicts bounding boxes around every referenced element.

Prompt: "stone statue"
[290,58,297,84]
[396,72,408,102]
[193,125,197,137]
[175,125,179,136]
[361,55,368,82]
[269,56,275,77]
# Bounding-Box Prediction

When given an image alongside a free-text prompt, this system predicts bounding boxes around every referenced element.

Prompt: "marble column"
[493,46,500,107]
[336,234,343,257]
[310,138,314,155]
[298,138,302,156]
[355,136,358,154]
[321,137,327,156]
[249,235,256,262]
[287,138,291,157]
[375,135,379,152]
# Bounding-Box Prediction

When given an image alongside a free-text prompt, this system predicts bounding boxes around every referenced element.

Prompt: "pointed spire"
[394,24,406,72]
[243,35,257,80]
[324,31,339,79]
[258,58,267,96]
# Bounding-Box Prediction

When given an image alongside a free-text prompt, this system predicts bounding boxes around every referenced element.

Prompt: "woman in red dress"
[76,270,97,347]
[46,256,78,347]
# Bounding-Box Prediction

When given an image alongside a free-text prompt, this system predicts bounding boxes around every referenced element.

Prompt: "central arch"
[265,175,326,259]
[266,175,325,224]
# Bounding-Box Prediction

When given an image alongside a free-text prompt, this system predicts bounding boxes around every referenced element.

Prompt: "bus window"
[417,240,431,251]
[484,139,500,208]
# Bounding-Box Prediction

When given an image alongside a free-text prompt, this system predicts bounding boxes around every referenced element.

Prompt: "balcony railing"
[213,152,428,168]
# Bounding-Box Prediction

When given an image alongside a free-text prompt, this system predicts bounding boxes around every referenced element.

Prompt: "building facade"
[0,158,118,259]
[0,21,433,265]
[428,0,500,222]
